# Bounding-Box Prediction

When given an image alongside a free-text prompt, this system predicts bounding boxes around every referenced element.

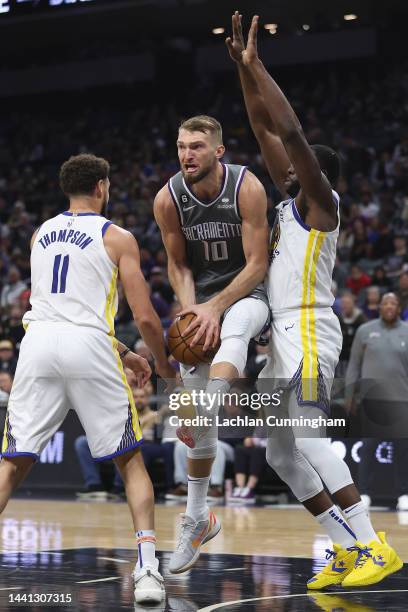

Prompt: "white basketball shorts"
[2,322,143,461]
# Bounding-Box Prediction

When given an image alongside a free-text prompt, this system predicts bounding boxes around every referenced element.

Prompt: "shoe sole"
[342,552,404,587]
[134,590,165,605]
[169,520,221,574]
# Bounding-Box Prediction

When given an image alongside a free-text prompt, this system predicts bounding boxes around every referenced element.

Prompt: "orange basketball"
[167,313,220,366]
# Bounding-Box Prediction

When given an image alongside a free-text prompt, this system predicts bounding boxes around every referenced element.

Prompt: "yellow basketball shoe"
[307,545,358,590]
[342,532,403,587]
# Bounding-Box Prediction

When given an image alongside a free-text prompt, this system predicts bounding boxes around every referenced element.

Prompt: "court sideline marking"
[197,589,408,611]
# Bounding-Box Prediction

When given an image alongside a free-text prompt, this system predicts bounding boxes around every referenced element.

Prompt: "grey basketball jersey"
[168,163,267,305]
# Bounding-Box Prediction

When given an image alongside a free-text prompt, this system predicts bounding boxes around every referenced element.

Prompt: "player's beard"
[182,160,214,185]
[286,179,301,199]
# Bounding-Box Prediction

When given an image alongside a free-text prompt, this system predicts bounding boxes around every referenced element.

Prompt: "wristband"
[119,347,131,359]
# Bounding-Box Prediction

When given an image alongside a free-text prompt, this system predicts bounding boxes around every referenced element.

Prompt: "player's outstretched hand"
[242,15,260,66]
[226,11,245,63]
[179,303,221,352]
[123,352,152,388]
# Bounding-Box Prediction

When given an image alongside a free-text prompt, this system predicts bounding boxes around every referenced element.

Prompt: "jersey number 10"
[203,240,228,262]
[51,254,70,294]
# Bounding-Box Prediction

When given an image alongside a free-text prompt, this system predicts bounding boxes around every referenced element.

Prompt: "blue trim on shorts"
[1,451,38,461]
[93,439,144,462]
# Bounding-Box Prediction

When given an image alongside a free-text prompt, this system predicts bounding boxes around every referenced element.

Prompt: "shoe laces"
[175,516,195,553]
[347,545,372,568]
[325,549,336,561]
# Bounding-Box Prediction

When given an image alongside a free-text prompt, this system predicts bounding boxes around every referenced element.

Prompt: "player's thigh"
[67,339,142,461]
[3,373,67,458]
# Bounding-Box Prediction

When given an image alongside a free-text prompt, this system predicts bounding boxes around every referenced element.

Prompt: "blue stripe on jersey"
[102,221,112,236]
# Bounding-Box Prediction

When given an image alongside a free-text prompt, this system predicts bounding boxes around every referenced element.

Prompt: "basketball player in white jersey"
[227,13,402,588]
[154,115,270,573]
[0,154,175,604]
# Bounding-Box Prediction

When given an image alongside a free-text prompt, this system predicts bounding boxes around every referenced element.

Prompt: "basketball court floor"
[0,498,406,611]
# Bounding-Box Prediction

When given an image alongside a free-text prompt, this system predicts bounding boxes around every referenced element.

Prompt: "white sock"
[186,475,210,521]
[343,500,379,544]
[316,505,356,549]
[136,530,157,569]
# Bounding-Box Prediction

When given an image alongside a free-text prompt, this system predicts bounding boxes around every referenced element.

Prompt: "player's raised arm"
[241,15,337,230]
[226,11,289,196]
[153,187,196,309]
[104,224,174,380]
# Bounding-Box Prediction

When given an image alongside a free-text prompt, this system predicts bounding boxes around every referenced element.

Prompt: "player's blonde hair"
[179,115,223,145]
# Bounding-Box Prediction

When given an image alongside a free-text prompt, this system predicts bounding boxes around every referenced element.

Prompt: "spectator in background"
[336,292,366,376]
[362,286,381,320]
[349,219,370,262]
[398,272,408,321]
[1,305,25,351]
[358,189,379,220]
[386,236,407,277]
[75,434,124,500]
[0,372,13,407]
[346,264,371,297]
[0,340,17,375]
[149,267,174,304]
[0,267,27,309]
[372,265,392,293]
[229,428,267,505]
[137,386,175,494]
[345,293,408,510]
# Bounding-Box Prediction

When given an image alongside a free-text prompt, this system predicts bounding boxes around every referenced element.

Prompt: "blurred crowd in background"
[0,57,407,503]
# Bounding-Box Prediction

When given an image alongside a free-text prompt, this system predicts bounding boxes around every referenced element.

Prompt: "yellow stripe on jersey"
[104,269,142,442]
[2,413,9,454]
[105,267,118,337]
[111,338,143,442]
[301,229,325,402]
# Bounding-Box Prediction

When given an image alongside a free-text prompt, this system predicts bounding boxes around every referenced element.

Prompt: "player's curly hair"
[59,154,110,197]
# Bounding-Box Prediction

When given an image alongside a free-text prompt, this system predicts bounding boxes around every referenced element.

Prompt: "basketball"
[167,313,220,365]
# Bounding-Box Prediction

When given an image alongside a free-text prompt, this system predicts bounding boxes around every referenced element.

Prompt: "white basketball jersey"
[267,191,340,314]
[23,212,118,335]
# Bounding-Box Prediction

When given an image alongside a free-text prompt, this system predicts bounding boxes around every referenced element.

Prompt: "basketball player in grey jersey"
[154,115,270,573]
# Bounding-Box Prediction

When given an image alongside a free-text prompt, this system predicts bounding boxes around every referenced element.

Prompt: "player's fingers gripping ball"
[167,313,220,365]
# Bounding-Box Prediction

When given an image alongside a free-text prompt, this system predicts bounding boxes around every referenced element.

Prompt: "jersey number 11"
[51,254,70,294]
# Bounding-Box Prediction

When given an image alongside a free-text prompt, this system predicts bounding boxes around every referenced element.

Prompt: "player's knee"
[211,336,247,375]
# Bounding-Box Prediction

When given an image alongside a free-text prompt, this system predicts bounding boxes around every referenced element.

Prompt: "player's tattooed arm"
[104,224,175,381]
[226,11,289,196]
[154,187,196,309]
[241,15,337,230]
